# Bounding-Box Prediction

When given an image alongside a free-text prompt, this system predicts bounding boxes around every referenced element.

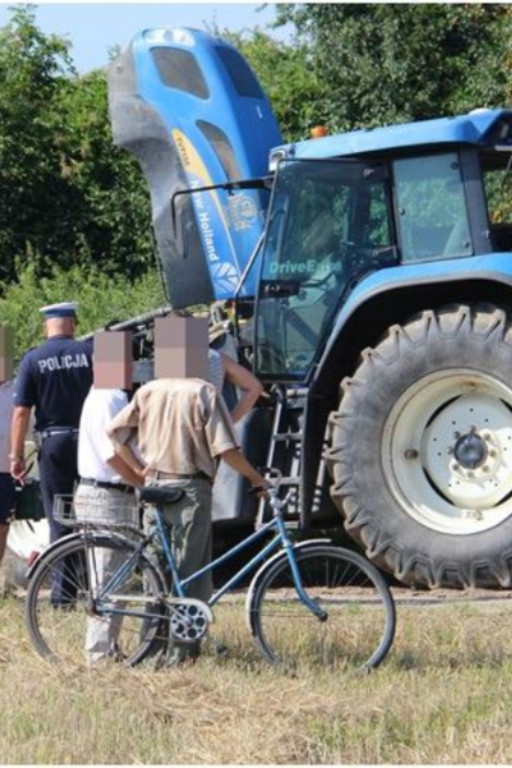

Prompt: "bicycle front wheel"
[248,545,395,672]
[26,534,165,666]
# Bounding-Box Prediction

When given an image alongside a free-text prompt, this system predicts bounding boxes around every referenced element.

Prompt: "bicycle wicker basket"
[53,494,141,529]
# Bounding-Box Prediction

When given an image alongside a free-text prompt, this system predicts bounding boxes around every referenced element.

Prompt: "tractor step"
[272,432,303,442]
[257,387,307,528]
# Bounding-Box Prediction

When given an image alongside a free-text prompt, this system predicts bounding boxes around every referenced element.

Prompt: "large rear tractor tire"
[326,304,512,589]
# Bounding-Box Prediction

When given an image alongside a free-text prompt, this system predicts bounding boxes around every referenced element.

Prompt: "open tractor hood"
[108,27,282,308]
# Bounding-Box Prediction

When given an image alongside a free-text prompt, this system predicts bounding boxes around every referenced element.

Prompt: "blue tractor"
[109,29,512,589]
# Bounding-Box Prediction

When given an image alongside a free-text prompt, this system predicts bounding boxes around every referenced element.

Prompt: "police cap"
[39,302,78,319]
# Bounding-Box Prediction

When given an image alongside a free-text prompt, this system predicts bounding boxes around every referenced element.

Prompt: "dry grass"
[3,589,512,764]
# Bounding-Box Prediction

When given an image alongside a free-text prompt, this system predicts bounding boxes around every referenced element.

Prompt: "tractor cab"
[252,108,512,382]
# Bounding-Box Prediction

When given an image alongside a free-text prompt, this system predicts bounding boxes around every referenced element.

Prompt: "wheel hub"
[453,431,488,469]
[422,392,512,509]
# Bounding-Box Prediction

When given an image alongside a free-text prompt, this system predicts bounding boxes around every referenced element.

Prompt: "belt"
[39,427,79,440]
[145,470,211,482]
[80,478,135,495]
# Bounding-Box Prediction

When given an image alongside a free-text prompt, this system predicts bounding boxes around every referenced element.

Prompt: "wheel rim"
[253,549,395,671]
[382,369,512,535]
[27,540,163,665]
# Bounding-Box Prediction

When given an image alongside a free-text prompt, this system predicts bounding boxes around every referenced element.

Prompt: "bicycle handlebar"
[248,479,294,514]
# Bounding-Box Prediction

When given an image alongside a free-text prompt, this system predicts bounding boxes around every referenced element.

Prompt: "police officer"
[10,302,93,603]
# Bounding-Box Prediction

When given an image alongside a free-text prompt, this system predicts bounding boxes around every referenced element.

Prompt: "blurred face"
[154,316,209,380]
[93,331,133,389]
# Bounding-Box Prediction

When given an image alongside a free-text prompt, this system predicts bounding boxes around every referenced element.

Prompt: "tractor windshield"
[254,159,396,379]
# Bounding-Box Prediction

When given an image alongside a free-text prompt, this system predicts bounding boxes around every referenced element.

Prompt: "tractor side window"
[394,153,472,262]
[367,184,393,247]
[481,150,512,252]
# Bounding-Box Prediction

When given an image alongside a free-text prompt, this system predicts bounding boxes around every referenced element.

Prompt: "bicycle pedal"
[210,638,229,658]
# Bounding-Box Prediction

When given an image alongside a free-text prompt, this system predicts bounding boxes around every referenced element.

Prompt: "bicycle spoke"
[249,546,396,671]
[26,536,165,666]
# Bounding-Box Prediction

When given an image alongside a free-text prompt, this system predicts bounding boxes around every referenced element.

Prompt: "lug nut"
[404,449,419,459]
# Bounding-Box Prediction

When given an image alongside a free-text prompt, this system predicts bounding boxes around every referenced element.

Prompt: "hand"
[250,475,270,500]
[10,458,27,483]
[132,466,149,488]
[135,469,146,488]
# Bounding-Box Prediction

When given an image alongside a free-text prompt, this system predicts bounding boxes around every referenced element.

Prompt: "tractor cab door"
[254,158,397,380]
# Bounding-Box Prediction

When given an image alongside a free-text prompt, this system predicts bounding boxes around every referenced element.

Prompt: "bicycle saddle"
[139,486,185,505]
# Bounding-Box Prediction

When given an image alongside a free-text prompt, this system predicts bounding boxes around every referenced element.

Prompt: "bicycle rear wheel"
[248,544,395,672]
[25,534,165,666]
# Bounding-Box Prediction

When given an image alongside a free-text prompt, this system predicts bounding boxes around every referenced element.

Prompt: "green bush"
[0,260,167,361]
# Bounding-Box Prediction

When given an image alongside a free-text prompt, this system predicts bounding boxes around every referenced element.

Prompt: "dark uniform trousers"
[38,429,80,604]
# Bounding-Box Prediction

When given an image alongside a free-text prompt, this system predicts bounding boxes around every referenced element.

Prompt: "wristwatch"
[8,454,23,461]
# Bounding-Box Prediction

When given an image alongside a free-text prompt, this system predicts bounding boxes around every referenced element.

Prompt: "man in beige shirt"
[108,377,259,481]
[106,316,266,665]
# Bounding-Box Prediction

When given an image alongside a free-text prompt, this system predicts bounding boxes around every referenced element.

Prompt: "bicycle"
[25,470,396,671]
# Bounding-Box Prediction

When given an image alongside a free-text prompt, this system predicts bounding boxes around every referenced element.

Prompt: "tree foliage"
[0,259,166,359]
[50,70,154,279]
[0,5,154,288]
[274,4,512,132]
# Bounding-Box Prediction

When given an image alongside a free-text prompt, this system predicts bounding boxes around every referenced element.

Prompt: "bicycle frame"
[91,503,326,621]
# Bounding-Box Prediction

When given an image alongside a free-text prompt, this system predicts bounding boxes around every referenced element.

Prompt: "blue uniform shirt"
[13,335,93,430]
